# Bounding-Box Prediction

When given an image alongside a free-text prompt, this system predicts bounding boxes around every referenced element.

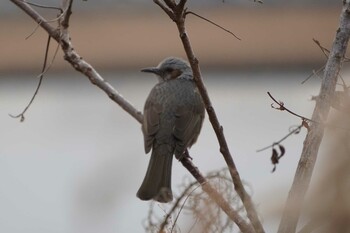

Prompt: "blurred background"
[0,0,348,232]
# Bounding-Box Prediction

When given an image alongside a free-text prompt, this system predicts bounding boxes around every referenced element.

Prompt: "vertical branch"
[277,2,350,233]
[154,1,265,232]
[177,19,264,233]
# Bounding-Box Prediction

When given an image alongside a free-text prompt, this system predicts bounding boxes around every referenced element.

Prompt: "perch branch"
[155,1,264,233]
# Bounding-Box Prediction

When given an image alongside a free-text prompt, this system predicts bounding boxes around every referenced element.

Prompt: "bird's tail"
[137,144,173,203]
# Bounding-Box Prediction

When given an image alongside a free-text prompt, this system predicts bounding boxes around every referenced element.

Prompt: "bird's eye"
[165,67,174,73]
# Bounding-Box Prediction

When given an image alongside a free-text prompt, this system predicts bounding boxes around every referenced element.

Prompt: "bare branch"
[256,125,302,152]
[153,0,175,21]
[11,0,60,38]
[313,38,329,59]
[24,0,61,10]
[163,0,176,10]
[267,92,312,122]
[278,2,350,232]
[25,20,42,39]
[301,65,325,84]
[61,0,73,28]
[154,1,265,233]
[176,0,187,13]
[9,35,52,122]
[169,183,201,233]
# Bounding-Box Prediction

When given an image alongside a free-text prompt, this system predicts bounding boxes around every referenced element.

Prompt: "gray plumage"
[137,57,205,203]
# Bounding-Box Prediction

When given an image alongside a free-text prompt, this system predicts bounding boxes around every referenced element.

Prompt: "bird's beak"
[141,67,161,75]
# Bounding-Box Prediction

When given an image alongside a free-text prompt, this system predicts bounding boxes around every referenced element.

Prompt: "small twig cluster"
[257,91,311,172]
[147,168,247,233]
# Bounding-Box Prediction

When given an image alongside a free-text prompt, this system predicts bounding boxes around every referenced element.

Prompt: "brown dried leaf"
[278,144,286,157]
[271,148,279,165]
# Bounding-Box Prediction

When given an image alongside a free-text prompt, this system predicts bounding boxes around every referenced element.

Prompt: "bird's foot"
[176,150,192,161]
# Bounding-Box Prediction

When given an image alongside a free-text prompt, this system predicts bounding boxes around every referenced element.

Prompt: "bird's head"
[141,57,192,82]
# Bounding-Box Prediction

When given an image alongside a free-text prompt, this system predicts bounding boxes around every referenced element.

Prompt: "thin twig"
[170,183,202,233]
[313,38,329,59]
[159,181,198,232]
[186,218,199,233]
[24,0,62,10]
[46,4,68,23]
[25,20,42,39]
[186,10,241,40]
[313,38,350,62]
[301,65,325,84]
[267,92,312,122]
[9,35,52,122]
[256,125,302,152]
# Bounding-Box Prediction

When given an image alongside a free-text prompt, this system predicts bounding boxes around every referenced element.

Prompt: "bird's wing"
[173,102,204,157]
[142,100,162,154]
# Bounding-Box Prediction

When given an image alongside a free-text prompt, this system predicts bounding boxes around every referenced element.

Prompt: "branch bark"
[277,2,350,232]
[10,1,254,232]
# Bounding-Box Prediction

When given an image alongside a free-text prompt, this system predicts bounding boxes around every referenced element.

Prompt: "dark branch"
[154,1,265,233]
[256,125,303,152]
[153,0,175,20]
[267,92,312,122]
[186,10,241,40]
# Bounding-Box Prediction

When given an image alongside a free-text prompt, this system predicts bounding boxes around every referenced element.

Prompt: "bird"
[136,57,205,203]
